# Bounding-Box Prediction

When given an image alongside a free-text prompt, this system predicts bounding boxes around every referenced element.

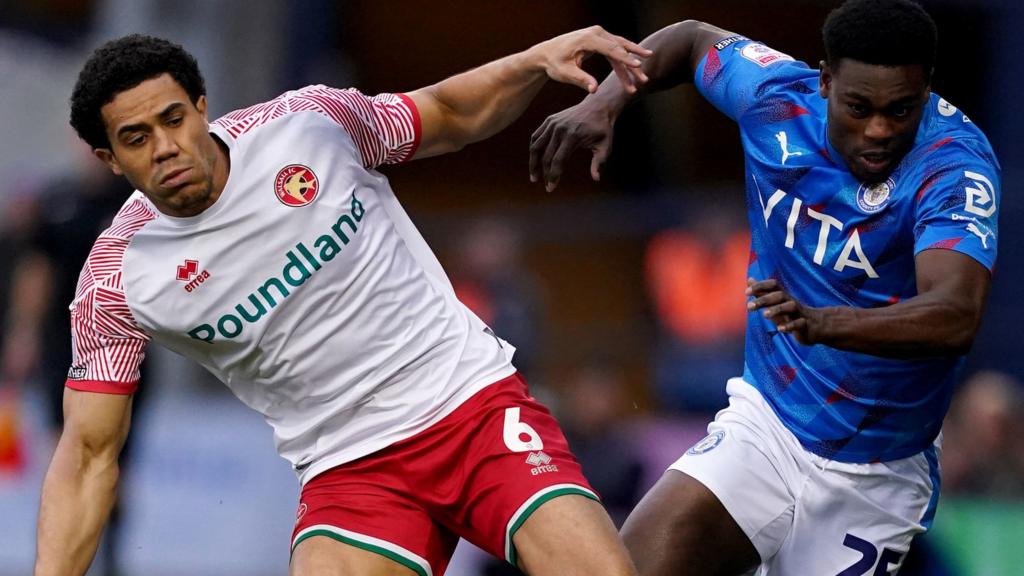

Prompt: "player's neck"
[210,134,230,202]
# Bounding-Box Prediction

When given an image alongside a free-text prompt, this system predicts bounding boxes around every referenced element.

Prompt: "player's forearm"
[34,441,120,575]
[585,20,707,118]
[809,294,981,359]
[420,49,548,153]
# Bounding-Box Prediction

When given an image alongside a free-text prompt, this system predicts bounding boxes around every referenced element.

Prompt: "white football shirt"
[66,85,517,483]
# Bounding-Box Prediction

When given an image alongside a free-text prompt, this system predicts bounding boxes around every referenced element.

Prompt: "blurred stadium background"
[1,1,1021,574]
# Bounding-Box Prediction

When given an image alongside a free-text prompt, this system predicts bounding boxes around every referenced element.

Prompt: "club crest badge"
[687,431,726,455]
[856,178,894,213]
[275,164,320,207]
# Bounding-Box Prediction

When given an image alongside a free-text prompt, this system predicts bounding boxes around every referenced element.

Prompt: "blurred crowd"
[2,1,1023,575]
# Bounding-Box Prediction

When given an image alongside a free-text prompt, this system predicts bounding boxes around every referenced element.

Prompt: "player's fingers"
[548,47,601,91]
[544,131,577,192]
[763,300,798,319]
[748,291,787,311]
[748,278,781,296]
[610,33,653,59]
[590,142,611,181]
[779,318,807,334]
[589,31,650,67]
[562,67,599,93]
[529,119,555,183]
[540,124,566,190]
[609,61,641,94]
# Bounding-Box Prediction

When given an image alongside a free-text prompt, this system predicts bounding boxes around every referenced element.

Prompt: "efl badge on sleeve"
[687,431,726,455]
[740,43,794,67]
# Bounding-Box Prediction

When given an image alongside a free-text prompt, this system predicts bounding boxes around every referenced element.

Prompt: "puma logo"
[966,222,992,249]
[775,131,803,165]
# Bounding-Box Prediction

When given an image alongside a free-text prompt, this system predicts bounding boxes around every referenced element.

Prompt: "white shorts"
[669,378,940,576]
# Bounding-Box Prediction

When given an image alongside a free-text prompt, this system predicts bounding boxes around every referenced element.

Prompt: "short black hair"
[70,34,206,149]
[823,0,937,75]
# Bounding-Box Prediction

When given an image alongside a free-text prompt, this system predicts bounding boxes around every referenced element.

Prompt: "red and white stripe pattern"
[66,197,157,394]
[212,85,421,169]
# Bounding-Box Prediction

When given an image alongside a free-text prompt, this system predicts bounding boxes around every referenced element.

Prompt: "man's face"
[819,59,930,183]
[95,73,225,217]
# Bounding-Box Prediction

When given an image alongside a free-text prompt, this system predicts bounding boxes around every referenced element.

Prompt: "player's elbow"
[939,333,973,358]
[412,86,473,157]
[673,19,701,33]
[935,307,983,357]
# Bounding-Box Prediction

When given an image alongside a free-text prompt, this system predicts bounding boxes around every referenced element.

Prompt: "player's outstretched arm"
[747,249,991,359]
[35,389,133,576]
[406,26,651,160]
[529,20,735,191]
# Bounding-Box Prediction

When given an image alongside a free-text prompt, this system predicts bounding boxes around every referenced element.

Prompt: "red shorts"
[291,373,597,576]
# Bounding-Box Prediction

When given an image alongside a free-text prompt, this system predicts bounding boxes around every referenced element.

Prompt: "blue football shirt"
[695,36,1001,463]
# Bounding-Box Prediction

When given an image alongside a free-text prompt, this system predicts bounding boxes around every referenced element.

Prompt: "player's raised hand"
[746,278,821,345]
[526,27,649,192]
[531,26,651,94]
[529,99,616,192]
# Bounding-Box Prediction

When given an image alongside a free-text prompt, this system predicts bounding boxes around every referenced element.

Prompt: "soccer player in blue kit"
[530,0,999,574]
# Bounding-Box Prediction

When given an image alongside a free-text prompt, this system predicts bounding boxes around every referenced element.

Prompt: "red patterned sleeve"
[286,86,421,168]
[65,199,156,395]
[212,85,422,169]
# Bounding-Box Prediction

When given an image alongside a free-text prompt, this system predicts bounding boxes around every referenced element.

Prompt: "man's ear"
[93,148,124,176]
[819,59,832,99]
[196,94,208,122]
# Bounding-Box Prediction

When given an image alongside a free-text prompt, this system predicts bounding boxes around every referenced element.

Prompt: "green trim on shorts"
[292,524,432,576]
[504,484,600,568]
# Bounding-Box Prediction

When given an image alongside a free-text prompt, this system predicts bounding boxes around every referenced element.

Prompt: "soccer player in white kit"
[34,30,651,576]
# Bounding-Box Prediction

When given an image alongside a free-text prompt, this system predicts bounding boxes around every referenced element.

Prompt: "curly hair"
[823,0,937,75]
[70,34,206,149]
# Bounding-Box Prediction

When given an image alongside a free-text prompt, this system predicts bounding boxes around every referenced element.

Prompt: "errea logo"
[526,451,559,475]
[176,259,198,281]
[177,259,211,293]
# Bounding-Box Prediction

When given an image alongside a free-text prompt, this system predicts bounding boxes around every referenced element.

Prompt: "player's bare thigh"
[512,494,637,576]
[620,470,759,576]
[290,535,418,576]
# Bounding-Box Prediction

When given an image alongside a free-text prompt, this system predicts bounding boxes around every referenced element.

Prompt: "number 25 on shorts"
[503,407,544,452]
[836,533,904,576]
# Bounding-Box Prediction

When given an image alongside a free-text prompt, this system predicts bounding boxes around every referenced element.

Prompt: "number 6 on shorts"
[503,407,544,452]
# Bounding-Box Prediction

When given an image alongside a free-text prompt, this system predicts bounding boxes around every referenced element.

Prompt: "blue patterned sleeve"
[694,36,809,122]
[913,142,1000,271]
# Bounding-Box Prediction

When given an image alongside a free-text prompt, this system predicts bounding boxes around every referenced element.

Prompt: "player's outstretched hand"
[532,26,651,95]
[746,278,821,345]
[527,26,650,192]
[529,99,615,192]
